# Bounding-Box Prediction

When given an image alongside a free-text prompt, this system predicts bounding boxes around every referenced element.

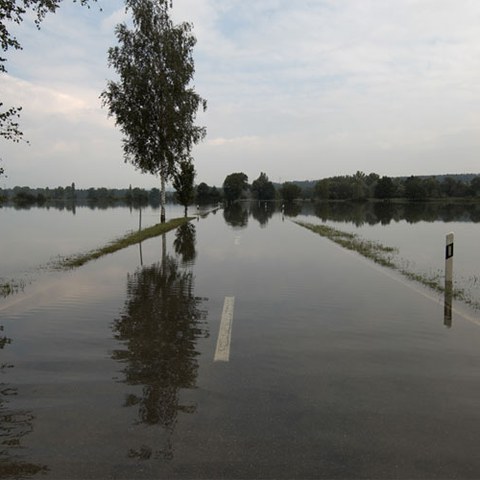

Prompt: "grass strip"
[0,279,26,298]
[56,217,194,269]
[294,220,478,307]
[294,221,398,268]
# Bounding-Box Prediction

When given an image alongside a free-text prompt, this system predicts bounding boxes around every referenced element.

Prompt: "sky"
[1,0,480,189]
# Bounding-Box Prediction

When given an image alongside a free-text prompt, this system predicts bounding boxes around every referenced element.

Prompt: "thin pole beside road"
[444,232,454,327]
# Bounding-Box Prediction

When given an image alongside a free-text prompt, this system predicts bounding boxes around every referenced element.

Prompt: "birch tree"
[102,0,206,222]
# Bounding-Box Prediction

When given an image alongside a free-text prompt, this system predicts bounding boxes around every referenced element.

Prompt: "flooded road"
[1,204,480,478]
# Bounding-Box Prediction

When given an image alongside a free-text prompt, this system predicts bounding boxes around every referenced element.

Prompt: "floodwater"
[1,201,480,479]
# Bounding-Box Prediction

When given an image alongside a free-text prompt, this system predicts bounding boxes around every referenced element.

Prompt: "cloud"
[208,136,261,147]
[2,0,480,188]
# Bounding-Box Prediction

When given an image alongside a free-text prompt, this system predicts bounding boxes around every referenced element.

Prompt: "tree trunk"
[160,176,166,223]
[184,205,188,217]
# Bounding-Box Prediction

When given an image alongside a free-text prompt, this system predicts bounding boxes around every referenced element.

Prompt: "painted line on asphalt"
[214,296,235,362]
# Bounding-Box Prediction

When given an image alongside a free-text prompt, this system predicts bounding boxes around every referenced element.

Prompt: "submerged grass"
[294,220,477,307]
[56,217,193,270]
[0,279,26,298]
[295,222,398,268]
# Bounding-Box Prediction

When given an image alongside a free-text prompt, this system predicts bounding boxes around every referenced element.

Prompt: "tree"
[102,0,206,223]
[328,176,354,200]
[196,182,222,204]
[404,176,426,201]
[470,176,480,197]
[1,0,95,144]
[422,177,440,198]
[374,176,395,199]
[440,176,467,198]
[173,159,195,216]
[196,182,210,203]
[314,179,330,199]
[222,172,248,204]
[251,172,275,201]
[280,182,301,203]
[352,170,368,201]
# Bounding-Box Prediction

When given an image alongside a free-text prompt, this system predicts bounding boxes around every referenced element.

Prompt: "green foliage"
[2,185,170,207]
[223,172,248,203]
[251,172,275,201]
[173,160,196,215]
[1,279,25,298]
[404,176,427,201]
[0,104,24,142]
[196,182,222,204]
[126,187,149,205]
[311,172,480,202]
[374,176,395,199]
[102,0,206,221]
[295,221,397,268]
[440,176,468,197]
[56,217,193,269]
[280,182,301,203]
[470,176,480,196]
[314,179,330,199]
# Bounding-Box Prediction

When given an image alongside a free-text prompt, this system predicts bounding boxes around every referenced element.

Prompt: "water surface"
[1,202,479,478]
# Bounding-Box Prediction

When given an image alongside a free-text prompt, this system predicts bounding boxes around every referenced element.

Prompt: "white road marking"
[214,296,235,362]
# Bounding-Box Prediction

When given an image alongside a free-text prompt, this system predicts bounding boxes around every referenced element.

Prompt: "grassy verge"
[0,279,26,298]
[294,220,476,306]
[294,222,398,268]
[56,217,193,269]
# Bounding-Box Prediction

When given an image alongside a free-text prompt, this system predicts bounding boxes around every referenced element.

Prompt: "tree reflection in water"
[250,202,275,227]
[223,203,248,229]
[0,327,48,477]
[112,226,208,461]
[173,223,197,265]
[312,200,480,226]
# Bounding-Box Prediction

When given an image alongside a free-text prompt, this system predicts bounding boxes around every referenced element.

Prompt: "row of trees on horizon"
[205,171,480,203]
[3,2,480,220]
[2,171,480,208]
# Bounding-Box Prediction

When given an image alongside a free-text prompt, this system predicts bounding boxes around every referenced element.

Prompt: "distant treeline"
[221,171,480,203]
[2,172,480,207]
[0,184,173,207]
[309,172,480,201]
[0,182,222,207]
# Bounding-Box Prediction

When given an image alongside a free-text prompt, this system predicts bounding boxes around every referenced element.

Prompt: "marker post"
[444,232,454,327]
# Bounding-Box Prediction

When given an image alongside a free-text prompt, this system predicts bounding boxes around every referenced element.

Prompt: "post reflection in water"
[444,282,453,328]
[112,224,208,461]
[0,328,48,477]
